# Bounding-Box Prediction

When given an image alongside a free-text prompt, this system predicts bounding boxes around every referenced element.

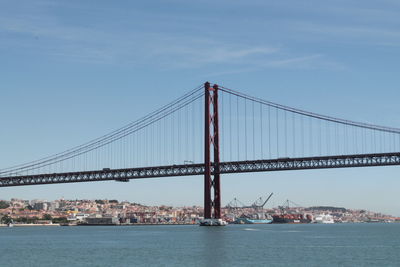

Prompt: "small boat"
[314,214,334,224]
[199,219,227,226]
[6,218,14,227]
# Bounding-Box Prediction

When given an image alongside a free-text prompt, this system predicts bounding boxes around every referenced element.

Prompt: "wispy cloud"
[293,22,400,43]
[0,0,348,72]
[0,14,283,68]
[204,54,346,77]
[148,37,279,69]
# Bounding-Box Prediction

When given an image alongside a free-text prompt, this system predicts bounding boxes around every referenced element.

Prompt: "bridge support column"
[204,82,221,220]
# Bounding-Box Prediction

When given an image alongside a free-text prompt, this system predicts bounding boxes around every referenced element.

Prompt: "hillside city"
[0,198,399,226]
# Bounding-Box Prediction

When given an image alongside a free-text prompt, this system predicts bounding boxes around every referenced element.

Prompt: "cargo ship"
[235,212,273,224]
[272,213,312,224]
[271,199,312,224]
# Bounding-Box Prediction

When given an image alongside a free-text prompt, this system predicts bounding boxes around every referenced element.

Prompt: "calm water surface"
[0,223,399,266]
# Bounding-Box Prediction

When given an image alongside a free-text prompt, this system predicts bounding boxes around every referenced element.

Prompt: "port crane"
[278,199,304,214]
[250,193,273,211]
[225,193,274,221]
[225,198,247,210]
[225,193,273,211]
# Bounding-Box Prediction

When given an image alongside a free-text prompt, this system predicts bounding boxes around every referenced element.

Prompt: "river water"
[0,223,399,266]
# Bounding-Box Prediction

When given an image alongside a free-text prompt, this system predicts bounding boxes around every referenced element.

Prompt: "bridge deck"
[1,152,399,187]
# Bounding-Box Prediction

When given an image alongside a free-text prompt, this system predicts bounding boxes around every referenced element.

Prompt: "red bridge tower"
[204,82,222,221]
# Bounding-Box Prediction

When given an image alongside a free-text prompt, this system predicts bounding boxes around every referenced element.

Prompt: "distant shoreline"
[0,223,61,227]
[0,223,197,227]
[2,222,399,227]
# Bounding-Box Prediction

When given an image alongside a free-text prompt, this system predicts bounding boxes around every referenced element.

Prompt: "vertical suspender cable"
[244,98,248,160]
[237,96,239,161]
[301,115,304,156]
[319,119,322,156]
[292,112,295,157]
[229,92,232,161]
[309,117,313,156]
[284,110,287,157]
[221,92,224,161]
[268,105,271,159]
[252,100,255,159]
[276,108,279,158]
[260,103,263,159]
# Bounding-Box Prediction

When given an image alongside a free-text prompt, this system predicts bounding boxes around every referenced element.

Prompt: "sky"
[1,0,400,215]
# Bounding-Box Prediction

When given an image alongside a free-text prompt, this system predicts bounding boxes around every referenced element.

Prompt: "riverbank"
[0,223,197,227]
[0,223,61,227]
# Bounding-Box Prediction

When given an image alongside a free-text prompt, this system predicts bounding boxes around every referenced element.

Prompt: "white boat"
[7,219,14,227]
[199,218,227,226]
[314,214,334,224]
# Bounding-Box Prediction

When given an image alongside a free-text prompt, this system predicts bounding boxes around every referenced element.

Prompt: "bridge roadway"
[1,152,399,187]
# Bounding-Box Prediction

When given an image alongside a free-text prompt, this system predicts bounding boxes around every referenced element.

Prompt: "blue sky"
[1,0,400,215]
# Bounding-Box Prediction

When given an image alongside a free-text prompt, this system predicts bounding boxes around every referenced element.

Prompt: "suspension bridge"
[1,82,399,221]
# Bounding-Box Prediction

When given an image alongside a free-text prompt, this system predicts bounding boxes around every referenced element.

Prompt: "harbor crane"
[225,193,274,211]
[250,193,273,210]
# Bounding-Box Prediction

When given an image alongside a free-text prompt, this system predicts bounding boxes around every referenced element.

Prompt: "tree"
[0,201,10,209]
[43,214,52,220]
[19,217,37,224]
[52,217,68,224]
[1,215,12,224]
[15,217,28,223]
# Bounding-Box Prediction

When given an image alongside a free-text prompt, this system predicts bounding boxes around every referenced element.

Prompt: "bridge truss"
[1,152,399,187]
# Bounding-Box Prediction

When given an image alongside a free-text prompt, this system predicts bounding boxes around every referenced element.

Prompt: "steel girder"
[219,152,400,173]
[0,164,206,187]
[0,152,399,187]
